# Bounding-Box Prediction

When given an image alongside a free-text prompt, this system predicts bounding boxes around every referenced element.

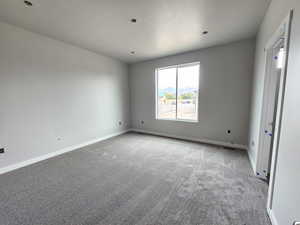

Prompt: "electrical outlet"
[0,148,4,154]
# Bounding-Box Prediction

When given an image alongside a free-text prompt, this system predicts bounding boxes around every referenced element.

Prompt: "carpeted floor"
[0,132,270,225]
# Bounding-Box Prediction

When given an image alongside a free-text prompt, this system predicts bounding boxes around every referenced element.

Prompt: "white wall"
[0,22,130,170]
[248,0,300,224]
[129,39,255,147]
[248,0,299,172]
[271,3,300,223]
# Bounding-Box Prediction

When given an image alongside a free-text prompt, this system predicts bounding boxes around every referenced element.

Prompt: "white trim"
[247,149,256,174]
[256,10,293,181]
[155,62,200,123]
[156,61,200,71]
[267,10,293,212]
[0,129,130,175]
[155,118,198,123]
[131,128,247,150]
[268,208,279,225]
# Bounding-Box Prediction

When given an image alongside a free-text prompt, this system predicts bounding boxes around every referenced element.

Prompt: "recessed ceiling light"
[131,51,135,54]
[131,18,137,23]
[202,31,208,35]
[24,0,33,6]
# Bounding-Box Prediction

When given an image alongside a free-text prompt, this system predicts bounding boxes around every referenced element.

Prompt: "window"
[156,62,200,122]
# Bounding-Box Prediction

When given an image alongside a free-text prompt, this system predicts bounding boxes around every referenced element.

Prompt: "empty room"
[0,0,299,225]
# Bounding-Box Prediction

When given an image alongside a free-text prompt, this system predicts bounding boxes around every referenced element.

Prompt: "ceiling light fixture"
[131,18,137,23]
[202,31,208,35]
[24,0,33,6]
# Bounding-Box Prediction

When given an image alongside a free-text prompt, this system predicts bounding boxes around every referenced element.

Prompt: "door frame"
[256,11,293,179]
[256,39,283,180]
[262,10,293,221]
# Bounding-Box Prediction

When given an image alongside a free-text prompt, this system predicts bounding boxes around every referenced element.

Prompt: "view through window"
[156,62,200,121]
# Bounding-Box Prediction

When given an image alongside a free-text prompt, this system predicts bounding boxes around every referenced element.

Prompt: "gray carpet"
[0,132,270,225]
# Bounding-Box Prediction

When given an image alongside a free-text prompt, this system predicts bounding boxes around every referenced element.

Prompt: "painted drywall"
[0,21,130,170]
[248,0,300,224]
[248,0,297,172]
[129,39,255,146]
[0,0,270,63]
[271,3,300,224]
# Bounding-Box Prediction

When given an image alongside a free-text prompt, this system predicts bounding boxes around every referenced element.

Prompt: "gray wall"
[129,39,255,146]
[248,0,300,224]
[0,22,130,169]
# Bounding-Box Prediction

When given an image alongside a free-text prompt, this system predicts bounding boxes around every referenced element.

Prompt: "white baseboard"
[130,128,248,150]
[0,128,248,175]
[0,129,130,175]
[247,148,268,179]
[268,208,279,225]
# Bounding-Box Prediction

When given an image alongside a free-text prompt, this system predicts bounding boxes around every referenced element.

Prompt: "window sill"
[156,118,199,123]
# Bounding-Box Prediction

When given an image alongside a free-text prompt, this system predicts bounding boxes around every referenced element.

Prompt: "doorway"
[257,10,293,224]
[256,11,292,181]
[259,39,285,180]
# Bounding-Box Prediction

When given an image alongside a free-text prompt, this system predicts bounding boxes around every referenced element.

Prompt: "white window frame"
[155,62,200,123]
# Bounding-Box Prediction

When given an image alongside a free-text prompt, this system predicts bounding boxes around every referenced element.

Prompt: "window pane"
[177,64,199,121]
[157,67,177,119]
